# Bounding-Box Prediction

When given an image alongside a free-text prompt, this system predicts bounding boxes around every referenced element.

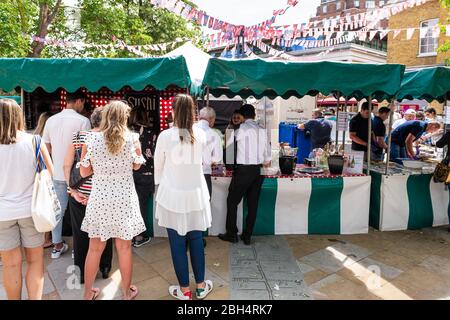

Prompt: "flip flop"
[124,285,139,300]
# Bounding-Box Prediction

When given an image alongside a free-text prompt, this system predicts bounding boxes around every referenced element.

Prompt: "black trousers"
[226,165,264,237]
[69,196,113,278]
[204,174,212,198]
[133,173,155,238]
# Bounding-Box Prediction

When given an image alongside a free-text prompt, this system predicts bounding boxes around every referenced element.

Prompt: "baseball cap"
[404,109,416,115]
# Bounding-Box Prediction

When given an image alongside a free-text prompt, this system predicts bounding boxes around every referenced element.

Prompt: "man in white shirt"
[392,109,416,130]
[219,104,271,245]
[195,107,223,197]
[43,90,91,259]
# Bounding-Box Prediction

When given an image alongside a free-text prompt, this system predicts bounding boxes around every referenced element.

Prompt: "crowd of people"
[0,92,271,301]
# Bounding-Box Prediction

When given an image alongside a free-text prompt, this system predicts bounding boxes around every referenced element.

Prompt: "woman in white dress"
[154,94,213,300]
[80,101,146,300]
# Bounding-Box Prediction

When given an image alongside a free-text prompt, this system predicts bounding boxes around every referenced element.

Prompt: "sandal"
[169,285,192,300]
[85,288,100,300]
[124,285,139,300]
[196,280,213,300]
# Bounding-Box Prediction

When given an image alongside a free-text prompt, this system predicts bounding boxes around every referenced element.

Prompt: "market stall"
[193,58,405,235]
[369,66,450,231]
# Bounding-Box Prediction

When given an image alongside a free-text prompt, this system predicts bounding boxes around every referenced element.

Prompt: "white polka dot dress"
[80,131,146,242]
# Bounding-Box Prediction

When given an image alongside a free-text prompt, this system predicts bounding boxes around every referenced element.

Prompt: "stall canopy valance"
[0,57,191,93]
[397,66,450,103]
[202,58,406,101]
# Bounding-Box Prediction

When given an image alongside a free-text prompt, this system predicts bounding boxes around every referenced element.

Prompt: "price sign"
[337,112,349,131]
[125,93,160,131]
[445,106,450,125]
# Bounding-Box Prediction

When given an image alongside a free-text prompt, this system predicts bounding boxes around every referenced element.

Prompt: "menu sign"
[125,93,160,131]
[337,112,349,131]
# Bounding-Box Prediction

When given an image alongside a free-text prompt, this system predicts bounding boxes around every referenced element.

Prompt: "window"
[323,5,327,13]
[379,1,385,6]
[354,0,360,8]
[419,18,439,55]
[366,0,375,8]
[336,1,341,10]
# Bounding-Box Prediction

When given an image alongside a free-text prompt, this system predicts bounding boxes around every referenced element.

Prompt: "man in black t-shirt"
[349,102,372,158]
[371,107,391,161]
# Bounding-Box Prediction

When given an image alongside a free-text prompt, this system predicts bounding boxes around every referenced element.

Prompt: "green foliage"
[0,0,202,58]
[439,0,450,64]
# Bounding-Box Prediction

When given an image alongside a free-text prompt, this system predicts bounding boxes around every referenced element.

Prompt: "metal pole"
[335,93,340,154]
[342,97,347,154]
[20,88,24,109]
[206,86,210,108]
[367,96,372,174]
[385,98,396,175]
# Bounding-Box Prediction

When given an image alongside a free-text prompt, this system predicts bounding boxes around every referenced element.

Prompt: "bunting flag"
[406,27,415,40]
[447,25,450,37]
[393,29,402,39]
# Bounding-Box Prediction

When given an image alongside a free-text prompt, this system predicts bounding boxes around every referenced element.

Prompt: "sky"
[190,0,321,26]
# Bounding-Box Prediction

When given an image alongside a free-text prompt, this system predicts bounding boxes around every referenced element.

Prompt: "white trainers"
[51,243,69,259]
[196,280,213,300]
[169,286,192,300]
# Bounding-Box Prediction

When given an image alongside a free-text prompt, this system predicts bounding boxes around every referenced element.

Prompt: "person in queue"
[425,107,437,122]
[129,106,158,248]
[371,107,391,161]
[390,120,441,162]
[43,90,91,259]
[80,101,146,300]
[349,102,372,159]
[219,104,271,246]
[154,94,213,300]
[63,107,113,284]
[392,109,416,130]
[0,99,54,300]
[224,109,244,170]
[416,111,426,121]
[297,108,332,156]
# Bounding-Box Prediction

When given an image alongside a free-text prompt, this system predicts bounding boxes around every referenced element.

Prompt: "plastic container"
[279,156,297,175]
[327,155,345,175]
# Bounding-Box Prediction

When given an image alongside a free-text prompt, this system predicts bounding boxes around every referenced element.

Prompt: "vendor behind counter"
[297,108,332,156]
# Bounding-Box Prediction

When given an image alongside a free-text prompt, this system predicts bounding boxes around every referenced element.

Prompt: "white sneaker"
[196,280,213,300]
[169,286,192,300]
[51,243,69,259]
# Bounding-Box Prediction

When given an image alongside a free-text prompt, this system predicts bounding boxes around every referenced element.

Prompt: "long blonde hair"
[172,94,196,144]
[34,112,52,136]
[100,101,131,155]
[0,99,25,145]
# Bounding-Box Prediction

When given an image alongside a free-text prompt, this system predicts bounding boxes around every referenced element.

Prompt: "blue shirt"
[372,116,386,155]
[304,118,332,150]
[391,120,428,147]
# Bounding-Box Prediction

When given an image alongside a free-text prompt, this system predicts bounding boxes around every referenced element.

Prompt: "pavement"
[1,226,450,300]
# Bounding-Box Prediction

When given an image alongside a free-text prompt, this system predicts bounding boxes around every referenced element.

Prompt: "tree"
[0,0,202,58]
[438,0,450,64]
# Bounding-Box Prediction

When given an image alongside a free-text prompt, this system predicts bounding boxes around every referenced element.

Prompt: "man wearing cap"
[392,109,416,130]
[219,104,271,246]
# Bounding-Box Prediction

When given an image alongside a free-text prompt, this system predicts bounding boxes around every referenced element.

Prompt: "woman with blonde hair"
[0,99,54,300]
[80,101,146,300]
[34,112,52,137]
[154,94,213,300]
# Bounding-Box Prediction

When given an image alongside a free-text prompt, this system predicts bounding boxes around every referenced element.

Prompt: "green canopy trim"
[202,58,405,101]
[0,57,191,93]
[0,96,21,104]
[397,66,450,103]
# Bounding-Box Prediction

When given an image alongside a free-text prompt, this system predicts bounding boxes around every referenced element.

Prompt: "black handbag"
[69,132,92,189]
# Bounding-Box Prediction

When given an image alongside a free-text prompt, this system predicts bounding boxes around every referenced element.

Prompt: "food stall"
[154,58,405,236]
[369,66,450,231]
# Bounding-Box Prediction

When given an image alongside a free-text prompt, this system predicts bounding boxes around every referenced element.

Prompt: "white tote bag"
[31,136,61,232]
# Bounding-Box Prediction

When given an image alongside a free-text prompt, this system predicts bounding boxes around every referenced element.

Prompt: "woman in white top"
[154,94,213,300]
[80,101,146,300]
[0,99,54,300]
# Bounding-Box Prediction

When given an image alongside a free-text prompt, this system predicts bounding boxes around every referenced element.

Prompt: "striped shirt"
[72,131,92,196]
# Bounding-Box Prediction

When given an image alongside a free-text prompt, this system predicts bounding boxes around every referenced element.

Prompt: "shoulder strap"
[33,135,45,173]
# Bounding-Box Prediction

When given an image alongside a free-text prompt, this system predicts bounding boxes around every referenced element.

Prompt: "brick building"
[387,0,450,67]
[312,0,391,23]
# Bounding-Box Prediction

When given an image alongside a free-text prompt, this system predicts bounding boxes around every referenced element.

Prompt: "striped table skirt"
[369,172,450,231]
[148,175,371,237]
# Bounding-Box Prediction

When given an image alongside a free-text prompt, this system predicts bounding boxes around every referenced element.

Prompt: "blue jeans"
[52,180,69,244]
[167,228,205,287]
[389,142,406,164]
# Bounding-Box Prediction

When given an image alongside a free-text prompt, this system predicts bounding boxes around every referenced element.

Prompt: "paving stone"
[231,289,271,300]
[231,279,268,291]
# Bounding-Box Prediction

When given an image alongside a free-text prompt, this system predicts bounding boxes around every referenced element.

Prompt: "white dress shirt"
[43,109,91,181]
[154,126,212,235]
[227,119,271,165]
[194,120,223,174]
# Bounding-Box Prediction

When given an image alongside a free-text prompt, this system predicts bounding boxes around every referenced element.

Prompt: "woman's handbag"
[69,132,92,188]
[31,135,61,232]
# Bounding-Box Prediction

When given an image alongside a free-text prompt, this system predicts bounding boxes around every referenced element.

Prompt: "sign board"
[337,112,349,131]
[445,106,450,125]
[125,93,160,131]
[344,151,365,174]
